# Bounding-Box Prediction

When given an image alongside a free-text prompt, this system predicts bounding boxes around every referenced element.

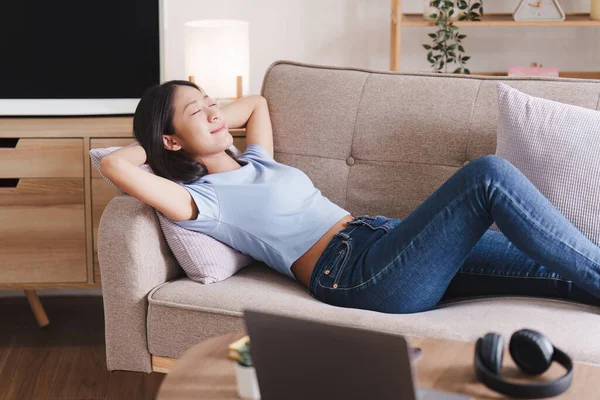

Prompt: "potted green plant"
[234,341,261,400]
[423,0,484,74]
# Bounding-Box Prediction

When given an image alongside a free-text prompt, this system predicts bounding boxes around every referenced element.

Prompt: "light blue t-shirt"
[173,144,351,280]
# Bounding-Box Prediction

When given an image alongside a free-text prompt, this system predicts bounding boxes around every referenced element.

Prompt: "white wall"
[164,0,599,94]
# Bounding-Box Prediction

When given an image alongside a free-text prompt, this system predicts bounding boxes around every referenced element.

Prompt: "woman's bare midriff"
[291,214,356,287]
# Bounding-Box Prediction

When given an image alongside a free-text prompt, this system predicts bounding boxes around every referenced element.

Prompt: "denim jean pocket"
[319,239,352,289]
[347,215,394,234]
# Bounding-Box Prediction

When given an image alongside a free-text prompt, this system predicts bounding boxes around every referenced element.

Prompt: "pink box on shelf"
[508,66,560,77]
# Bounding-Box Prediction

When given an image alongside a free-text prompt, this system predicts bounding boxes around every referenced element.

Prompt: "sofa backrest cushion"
[260,61,600,220]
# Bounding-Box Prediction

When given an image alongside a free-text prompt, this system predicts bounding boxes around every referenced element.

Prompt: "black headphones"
[474,328,573,399]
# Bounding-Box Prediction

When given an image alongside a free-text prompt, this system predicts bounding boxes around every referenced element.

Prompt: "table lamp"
[184,20,250,102]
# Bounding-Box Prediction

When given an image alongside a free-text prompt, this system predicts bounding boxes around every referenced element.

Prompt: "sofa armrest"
[98,194,183,373]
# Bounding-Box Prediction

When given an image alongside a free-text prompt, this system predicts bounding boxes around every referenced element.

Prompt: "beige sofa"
[99,60,600,373]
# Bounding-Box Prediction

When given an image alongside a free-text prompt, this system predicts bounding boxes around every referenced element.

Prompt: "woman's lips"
[211,124,226,134]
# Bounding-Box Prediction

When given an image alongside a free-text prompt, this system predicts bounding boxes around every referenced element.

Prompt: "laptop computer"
[244,309,473,400]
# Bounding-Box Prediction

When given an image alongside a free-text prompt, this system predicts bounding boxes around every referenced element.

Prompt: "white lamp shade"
[184,20,250,99]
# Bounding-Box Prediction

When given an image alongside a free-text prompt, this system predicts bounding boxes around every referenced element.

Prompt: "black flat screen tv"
[0,0,162,116]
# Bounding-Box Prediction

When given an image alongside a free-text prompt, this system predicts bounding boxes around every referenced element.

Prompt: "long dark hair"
[133,80,241,184]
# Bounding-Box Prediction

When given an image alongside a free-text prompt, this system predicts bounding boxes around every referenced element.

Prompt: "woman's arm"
[222,95,274,157]
[220,95,265,129]
[100,152,197,221]
[104,142,147,167]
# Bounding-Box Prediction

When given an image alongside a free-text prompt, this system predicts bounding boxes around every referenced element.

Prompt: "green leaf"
[448,51,456,57]
[471,3,481,10]
[458,45,465,52]
[429,13,438,19]
[428,33,437,39]
[423,44,432,50]
[434,54,442,60]
[464,68,471,74]
[237,342,254,367]
[458,34,467,39]
[440,61,445,69]
[454,67,463,73]
[462,56,471,62]
[448,44,457,50]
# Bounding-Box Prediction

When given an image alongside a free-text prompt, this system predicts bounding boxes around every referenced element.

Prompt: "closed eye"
[192,104,216,115]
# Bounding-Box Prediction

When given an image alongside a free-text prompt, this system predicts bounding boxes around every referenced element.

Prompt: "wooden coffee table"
[157,331,600,399]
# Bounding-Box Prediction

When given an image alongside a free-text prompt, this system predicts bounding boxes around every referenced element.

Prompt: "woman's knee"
[469,154,519,181]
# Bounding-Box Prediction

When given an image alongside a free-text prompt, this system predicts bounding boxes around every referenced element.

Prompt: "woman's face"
[166,85,231,157]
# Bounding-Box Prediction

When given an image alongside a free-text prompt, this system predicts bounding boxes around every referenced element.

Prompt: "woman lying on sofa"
[100,80,600,314]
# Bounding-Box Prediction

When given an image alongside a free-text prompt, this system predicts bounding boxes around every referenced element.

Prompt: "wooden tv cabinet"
[0,117,247,327]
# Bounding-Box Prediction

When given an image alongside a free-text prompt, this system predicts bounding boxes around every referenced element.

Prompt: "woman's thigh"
[311,201,493,315]
[310,161,498,314]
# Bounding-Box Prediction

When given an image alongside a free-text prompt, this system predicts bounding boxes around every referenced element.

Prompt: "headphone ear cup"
[480,333,504,375]
[509,329,554,375]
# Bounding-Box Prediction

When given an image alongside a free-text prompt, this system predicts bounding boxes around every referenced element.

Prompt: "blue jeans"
[308,155,600,314]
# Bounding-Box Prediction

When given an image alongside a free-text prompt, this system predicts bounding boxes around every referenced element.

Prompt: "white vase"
[235,363,261,400]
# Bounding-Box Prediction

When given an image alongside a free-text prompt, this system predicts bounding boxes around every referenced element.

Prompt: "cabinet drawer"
[0,178,86,284]
[0,138,83,178]
[90,138,137,178]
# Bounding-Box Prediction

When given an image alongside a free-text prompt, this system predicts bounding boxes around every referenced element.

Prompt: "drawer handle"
[0,138,19,148]
[0,179,20,188]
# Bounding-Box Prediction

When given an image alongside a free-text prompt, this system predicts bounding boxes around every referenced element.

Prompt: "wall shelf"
[402,13,600,27]
[389,1,600,79]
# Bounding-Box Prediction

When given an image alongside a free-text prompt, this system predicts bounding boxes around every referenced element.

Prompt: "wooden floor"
[0,296,165,400]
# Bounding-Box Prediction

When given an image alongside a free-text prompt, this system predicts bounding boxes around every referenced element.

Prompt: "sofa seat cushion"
[147,263,600,365]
